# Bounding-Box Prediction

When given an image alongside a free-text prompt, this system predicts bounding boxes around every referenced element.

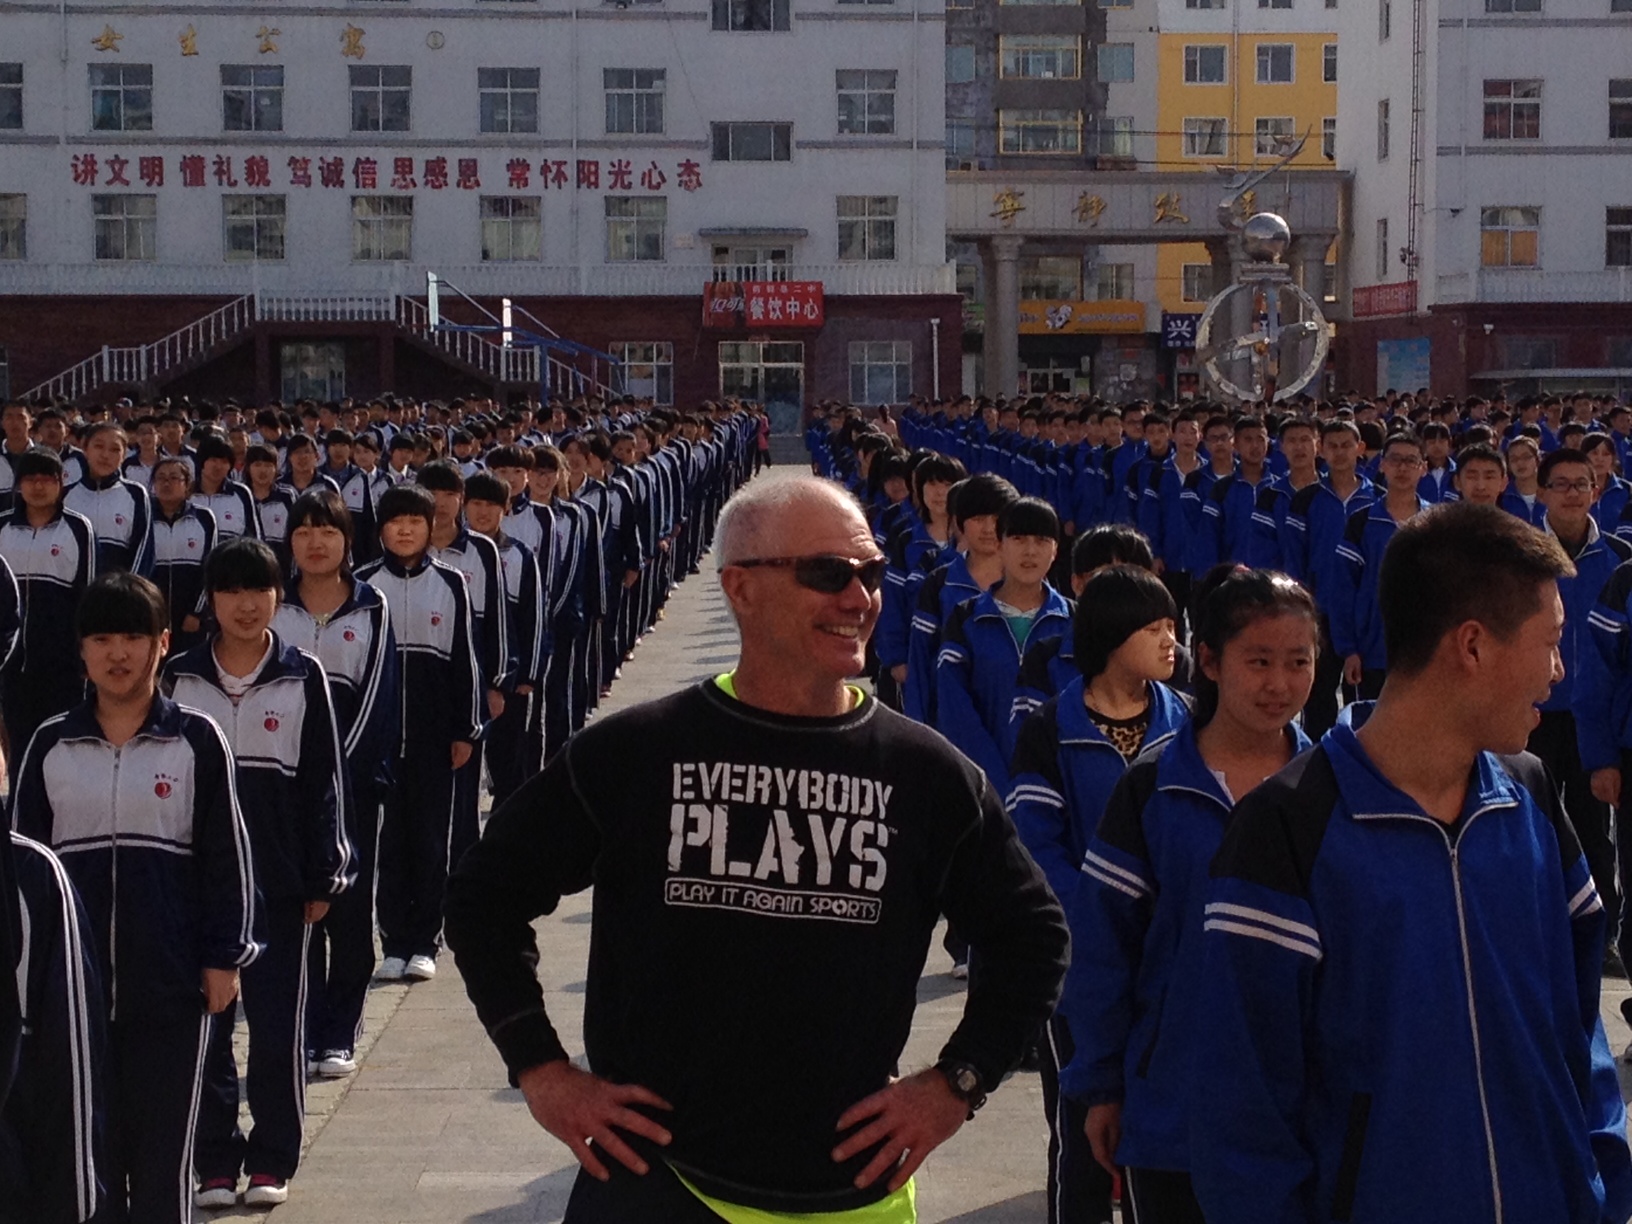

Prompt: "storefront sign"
[703,281,823,329]
[1161,312,1202,349]
[1352,281,1418,319]
[66,151,704,193]
[1017,300,1145,335]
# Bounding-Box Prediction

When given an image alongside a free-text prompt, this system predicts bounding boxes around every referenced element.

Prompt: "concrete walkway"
[225,469,1052,1223]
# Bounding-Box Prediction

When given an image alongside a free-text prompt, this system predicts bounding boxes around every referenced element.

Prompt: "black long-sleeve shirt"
[445,679,1069,1214]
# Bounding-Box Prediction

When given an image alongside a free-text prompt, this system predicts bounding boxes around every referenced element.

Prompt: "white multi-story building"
[0,0,955,416]
[1337,0,1632,396]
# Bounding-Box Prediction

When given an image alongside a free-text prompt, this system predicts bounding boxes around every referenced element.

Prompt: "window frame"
[1322,42,1337,83]
[480,195,542,262]
[1482,79,1541,141]
[1376,217,1389,280]
[1182,116,1228,158]
[478,67,540,136]
[946,45,977,84]
[710,122,793,162]
[1607,207,1632,268]
[1479,205,1541,268]
[1181,262,1212,302]
[837,195,897,262]
[605,195,667,262]
[93,192,157,262]
[604,68,665,135]
[1000,35,1082,80]
[1095,262,1135,300]
[221,64,283,133]
[848,340,912,403]
[1255,116,1296,155]
[1377,97,1391,159]
[836,70,897,135]
[0,193,24,260]
[613,342,675,405]
[1019,254,1082,300]
[1183,44,1227,85]
[711,0,792,31]
[1610,80,1632,140]
[349,65,412,134]
[0,63,22,131]
[999,108,1084,155]
[89,63,153,132]
[1097,43,1136,83]
[1321,115,1337,159]
[1255,43,1294,84]
[222,194,287,262]
[350,194,414,261]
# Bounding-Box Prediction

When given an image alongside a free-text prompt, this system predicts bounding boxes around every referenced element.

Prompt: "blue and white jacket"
[271,578,400,804]
[149,504,215,639]
[1329,498,1430,671]
[432,527,511,696]
[1547,518,1632,715]
[904,554,984,727]
[1191,724,1632,1224]
[64,473,152,577]
[1007,676,1190,917]
[11,696,260,1020]
[937,586,1073,797]
[165,637,352,904]
[354,553,484,754]
[0,505,96,679]
[1057,720,1310,1172]
[191,481,260,542]
[1283,476,1375,608]
[494,535,547,690]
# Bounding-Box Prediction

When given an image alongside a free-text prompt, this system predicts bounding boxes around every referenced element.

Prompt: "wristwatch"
[934,1058,988,1120]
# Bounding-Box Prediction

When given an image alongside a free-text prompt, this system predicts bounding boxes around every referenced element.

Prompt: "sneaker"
[306,1052,320,1076]
[194,1178,238,1209]
[375,956,408,981]
[243,1175,289,1206]
[950,960,969,981]
[405,954,437,981]
[317,1049,358,1077]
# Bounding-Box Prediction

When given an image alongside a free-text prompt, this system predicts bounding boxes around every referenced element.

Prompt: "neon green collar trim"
[715,672,867,710]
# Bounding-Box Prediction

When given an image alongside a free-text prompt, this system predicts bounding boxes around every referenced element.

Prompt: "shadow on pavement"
[935,1190,1049,1222]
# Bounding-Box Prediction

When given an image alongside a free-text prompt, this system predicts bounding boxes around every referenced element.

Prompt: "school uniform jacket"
[1283,476,1375,607]
[494,536,547,690]
[10,695,261,1020]
[271,580,400,803]
[0,555,20,675]
[149,504,215,634]
[253,487,296,570]
[354,553,484,754]
[64,473,152,576]
[1329,499,1430,671]
[1500,485,1548,527]
[1546,518,1632,715]
[165,638,352,903]
[904,554,984,726]
[0,505,96,678]
[1057,720,1310,1173]
[1006,677,1190,918]
[1191,726,1632,1224]
[191,481,260,542]
[1200,471,1274,569]
[936,586,1073,798]
[432,527,512,695]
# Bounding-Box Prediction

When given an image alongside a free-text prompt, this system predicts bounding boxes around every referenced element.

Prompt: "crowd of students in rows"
[0,393,759,1221]
[810,389,1632,1223]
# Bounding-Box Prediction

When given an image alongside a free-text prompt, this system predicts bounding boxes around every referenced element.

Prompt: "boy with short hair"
[1452,443,1507,506]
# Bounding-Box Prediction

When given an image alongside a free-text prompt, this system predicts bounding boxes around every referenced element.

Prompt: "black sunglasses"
[732,554,887,594]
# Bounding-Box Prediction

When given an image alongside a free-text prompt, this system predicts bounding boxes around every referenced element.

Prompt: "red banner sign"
[1352,281,1418,318]
[703,281,824,330]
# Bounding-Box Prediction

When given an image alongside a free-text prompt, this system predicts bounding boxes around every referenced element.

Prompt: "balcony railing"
[1437,268,1632,304]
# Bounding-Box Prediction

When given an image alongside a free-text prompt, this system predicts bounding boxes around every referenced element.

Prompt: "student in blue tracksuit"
[0,449,97,774]
[65,422,152,577]
[1501,435,1548,525]
[1416,422,1457,503]
[904,474,1016,727]
[1453,443,1507,508]
[355,485,483,984]
[166,538,351,1210]
[878,455,963,702]
[1331,433,1431,701]
[149,455,217,655]
[1007,563,1188,1224]
[1059,567,1315,1224]
[190,434,260,543]
[1193,502,1632,1224]
[273,489,399,1082]
[1577,553,1632,978]
[13,571,259,1224]
[1585,432,1632,539]
[936,497,1072,799]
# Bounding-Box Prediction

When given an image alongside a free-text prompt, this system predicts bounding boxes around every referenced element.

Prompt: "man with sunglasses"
[446,474,1068,1224]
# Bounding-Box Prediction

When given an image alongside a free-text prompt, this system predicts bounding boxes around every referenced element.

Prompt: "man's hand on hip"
[517,1060,673,1181]
[832,1069,968,1193]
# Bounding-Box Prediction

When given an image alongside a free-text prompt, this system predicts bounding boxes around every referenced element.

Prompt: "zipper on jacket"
[1330,1092,1372,1221]
[109,744,121,1021]
[1447,837,1504,1222]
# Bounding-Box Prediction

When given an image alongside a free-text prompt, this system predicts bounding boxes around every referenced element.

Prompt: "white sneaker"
[375,956,408,981]
[243,1176,289,1206]
[950,960,969,981]
[405,954,437,981]
[194,1179,238,1209]
[317,1049,358,1077]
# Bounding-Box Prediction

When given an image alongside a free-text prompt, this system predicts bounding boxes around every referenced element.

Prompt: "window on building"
[1097,263,1135,298]
[1322,115,1337,158]
[1001,36,1081,79]
[838,0,895,5]
[1611,81,1632,139]
[712,0,791,30]
[1486,0,1540,11]
[0,64,21,130]
[1256,116,1296,155]
[956,259,979,300]
[1482,80,1540,140]
[1020,255,1082,299]
[1614,0,1632,11]
[350,65,410,132]
[947,45,976,83]
[1481,206,1540,267]
[712,244,791,281]
[1376,217,1389,279]
[1259,0,1292,7]
[1497,336,1555,368]
[1187,0,1226,7]
[604,69,665,135]
[1608,208,1632,267]
[90,64,152,132]
[1379,0,1391,38]
[614,342,674,404]
[836,70,896,134]
[93,194,156,261]
[221,65,282,132]
[0,194,23,260]
[1097,43,1136,82]
[1608,336,1632,365]
[1322,262,1337,300]
[1323,43,1337,82]
[480,196,542,261]
[850,341,912,402]
[1256,44,1293,83]
[719,341,804,402]
[478,68,539,134]
[711,122,792,161]
[1102,0,1132,8]
[1183,116,1228,157]
[1181,263,1212,301]
[1095,115,1135,158]
[605,196,666,261]
[946,121,976,165]
[223,195,285,261]
[998,0,1082,6]
[1184,45,1227,84]
[999,109,1083,153]
[281,343,345,404]
[837,195,897,261]
[351,196,412,260]
[1377,98,1390,158]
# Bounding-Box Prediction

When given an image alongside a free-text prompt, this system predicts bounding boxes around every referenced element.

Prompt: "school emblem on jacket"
[264,714,280,732]
[343,629,357,642]
[154,774,176,799]
[114,515,125,526]
[49,544,60,556]
[430,613,442,626]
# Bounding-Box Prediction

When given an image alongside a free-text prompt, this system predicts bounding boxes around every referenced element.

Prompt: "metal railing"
[398,296,541,384]
[258,294,396,322]
[24,294,256,402]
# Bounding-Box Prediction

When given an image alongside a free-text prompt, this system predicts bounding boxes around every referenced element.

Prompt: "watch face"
[954,1067,979,1094]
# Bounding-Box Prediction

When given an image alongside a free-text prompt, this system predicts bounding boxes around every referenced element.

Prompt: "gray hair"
[714,476,865,571]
